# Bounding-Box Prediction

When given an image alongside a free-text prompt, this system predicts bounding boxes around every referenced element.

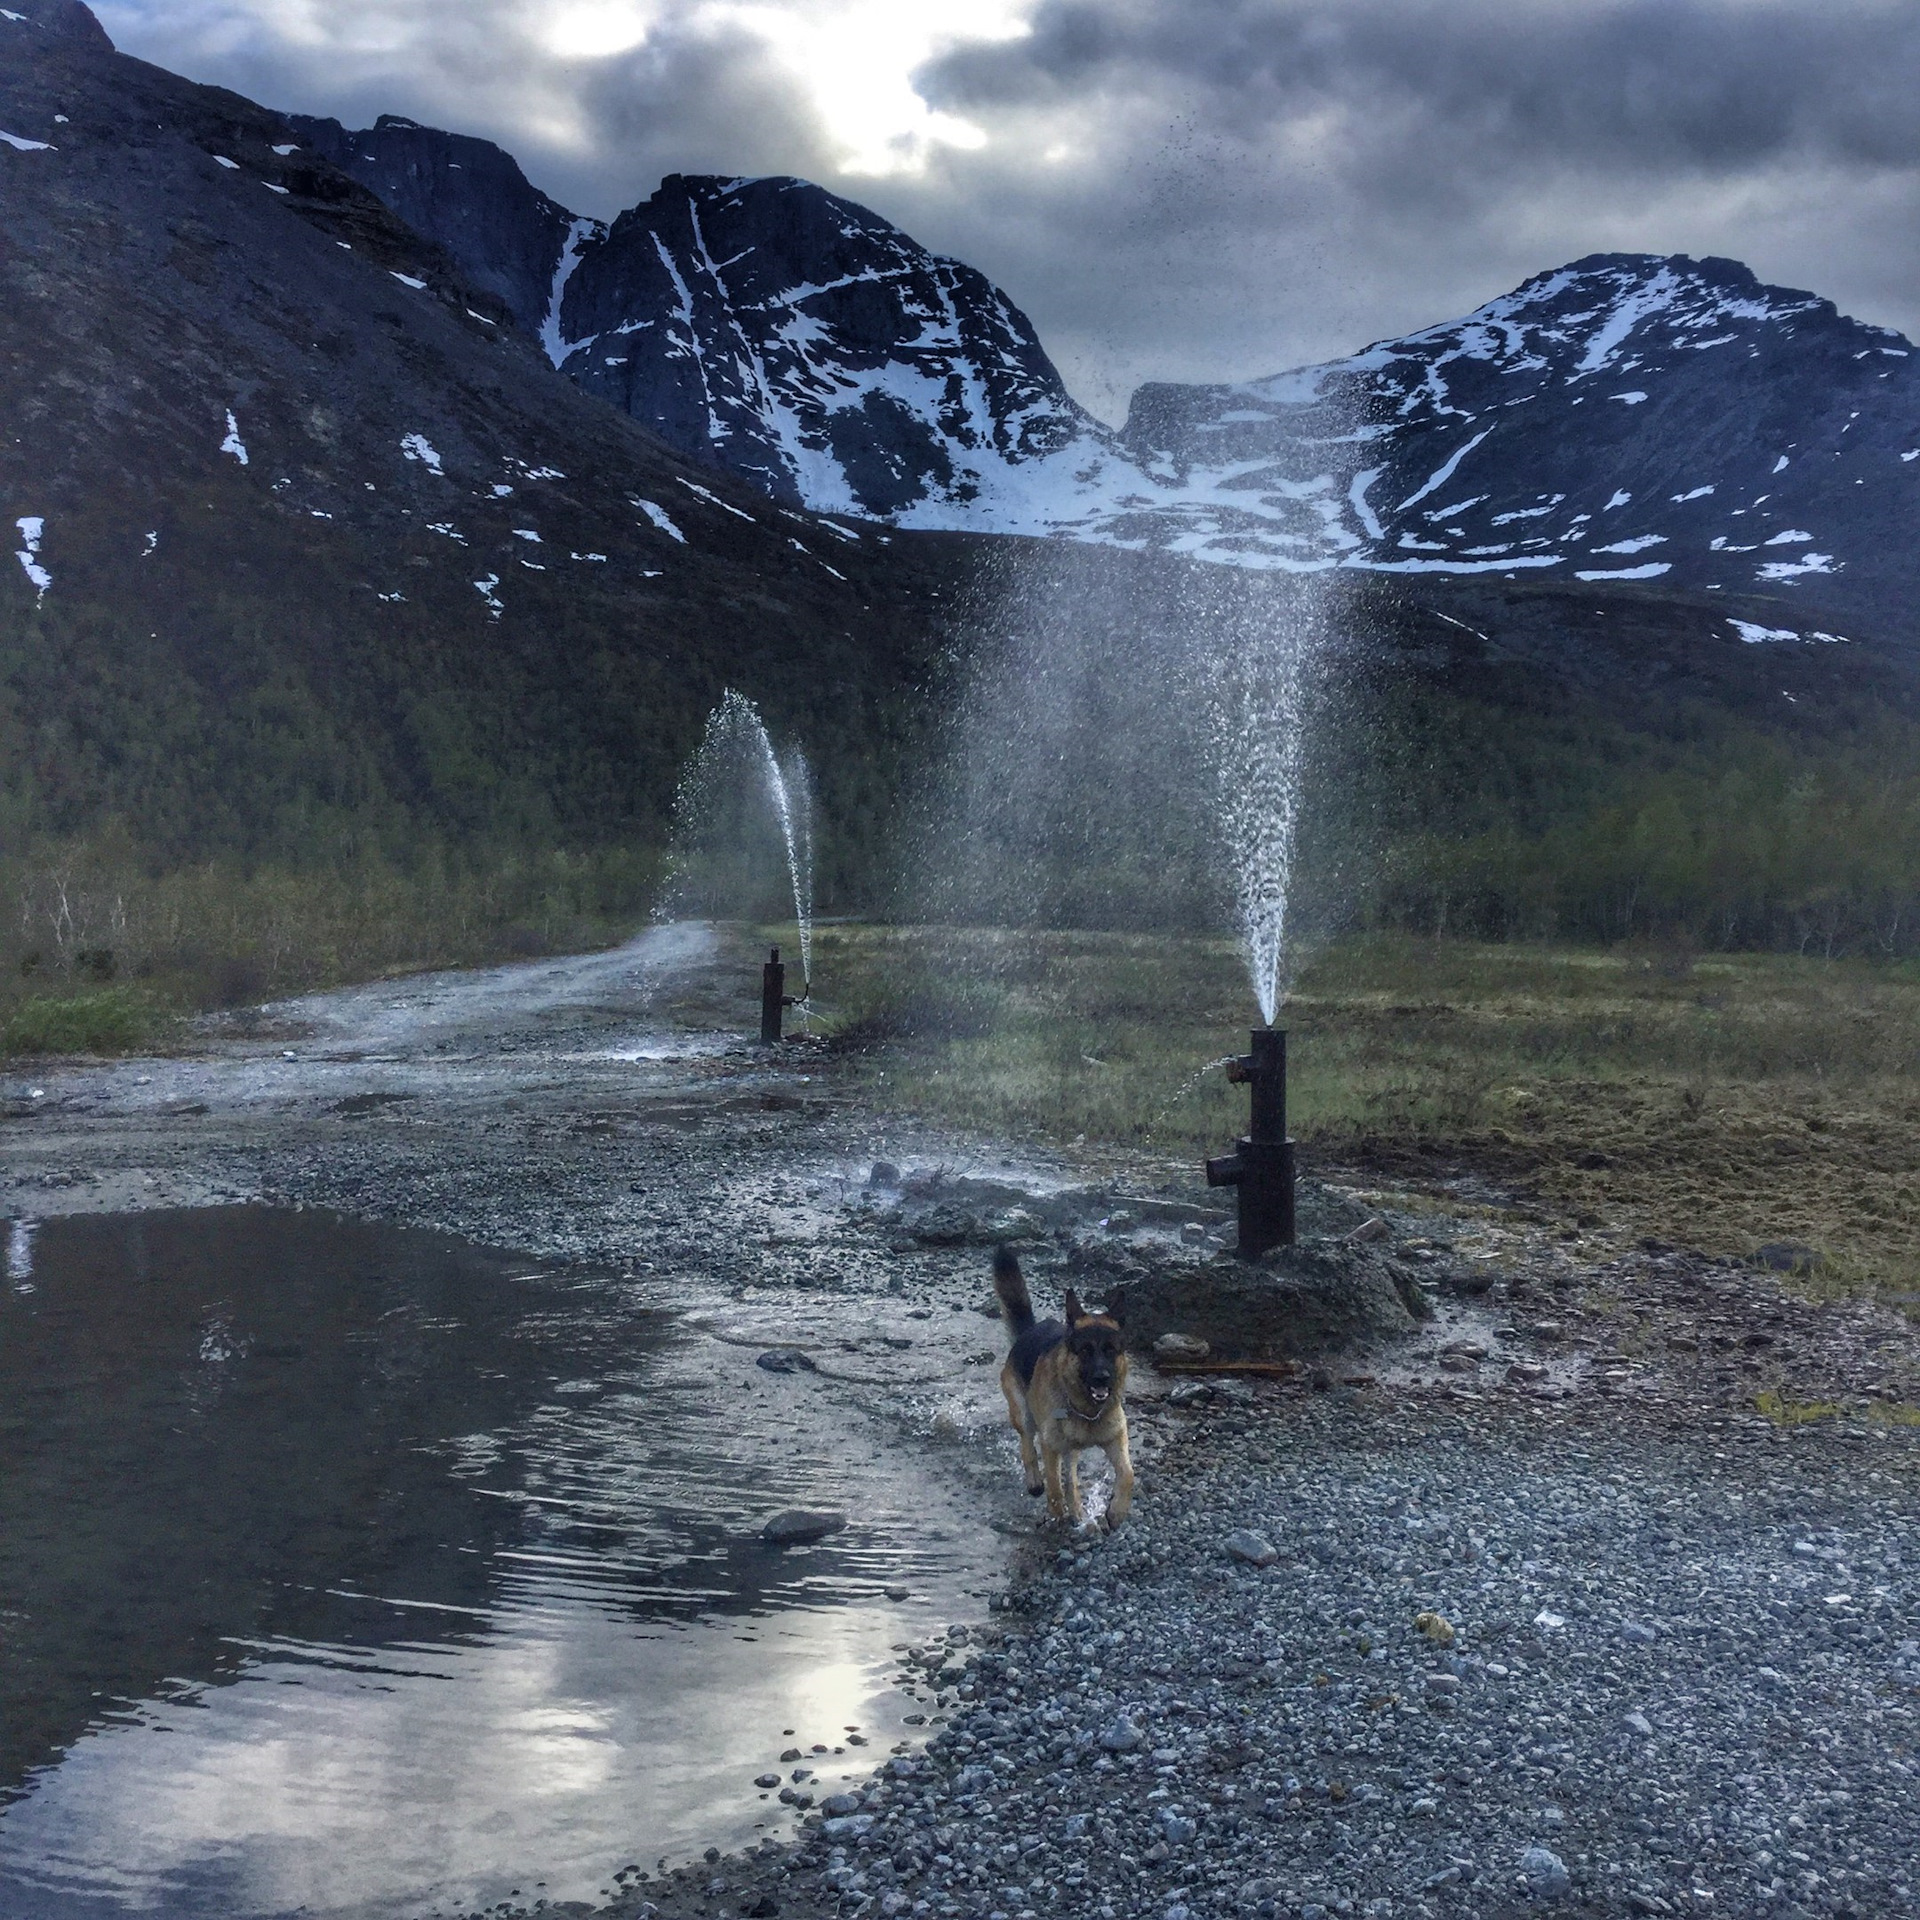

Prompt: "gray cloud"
[98,1,1920,422]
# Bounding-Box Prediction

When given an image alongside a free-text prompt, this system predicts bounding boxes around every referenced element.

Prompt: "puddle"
[0,1209,1007,1919]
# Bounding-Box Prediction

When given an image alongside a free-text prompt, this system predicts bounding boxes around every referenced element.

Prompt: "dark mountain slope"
[0,5,956,877]
[287,112,580,340]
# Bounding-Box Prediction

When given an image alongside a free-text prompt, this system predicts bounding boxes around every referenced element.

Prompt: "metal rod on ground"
[1204,1027,1297,1258]
[760,947,797,1044]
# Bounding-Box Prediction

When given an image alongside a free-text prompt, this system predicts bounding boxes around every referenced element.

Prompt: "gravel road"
[3,925,1917,1920]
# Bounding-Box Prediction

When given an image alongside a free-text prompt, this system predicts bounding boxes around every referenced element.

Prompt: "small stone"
[1180,1221,1209,1245]
[1167,1380,1215,1408]
[885,1584,911,1602]
[755,1772,781,1788]
[868,1161,901,1188]
[780,1748,802,1762]
[1621,1622,1657,1644]
[1099,1714,1144,1752]
[1154,1332,1212,1363]
[1414,1611,1456,1647]
[1344,1216,1391,1244]
[1425,1672,1462,1694]
[756,1348,817,1374]
[1158,1812,1197,1845]
[822,1792,863,1816]
[1225,1529,1279,1568]
[1624,1711,1654,1738]
[1521,1845,1572,1898]
[761,1509,846,1545]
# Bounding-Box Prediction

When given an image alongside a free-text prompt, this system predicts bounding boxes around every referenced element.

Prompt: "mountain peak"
[286,113,577,337]
[3,0,112,50]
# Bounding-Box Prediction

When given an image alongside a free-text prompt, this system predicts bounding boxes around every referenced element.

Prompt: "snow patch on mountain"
[14,515,49,600]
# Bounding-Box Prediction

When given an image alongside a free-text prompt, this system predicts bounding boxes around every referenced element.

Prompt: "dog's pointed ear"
[1062,1288,1084,1325]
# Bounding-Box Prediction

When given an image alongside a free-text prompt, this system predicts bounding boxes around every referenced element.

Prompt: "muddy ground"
[4,922,1918,1919]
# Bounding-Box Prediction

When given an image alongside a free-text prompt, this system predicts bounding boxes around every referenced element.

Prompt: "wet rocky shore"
[4,928,1918,1920]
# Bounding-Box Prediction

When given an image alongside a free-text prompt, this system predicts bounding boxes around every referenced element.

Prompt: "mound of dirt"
[1068,1237,1434,1361]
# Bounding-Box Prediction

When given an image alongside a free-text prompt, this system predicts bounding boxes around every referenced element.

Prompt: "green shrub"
[2,988,155,1055]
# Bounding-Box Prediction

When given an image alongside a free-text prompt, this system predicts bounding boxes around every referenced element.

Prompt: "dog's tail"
[992,1245,1035,1339]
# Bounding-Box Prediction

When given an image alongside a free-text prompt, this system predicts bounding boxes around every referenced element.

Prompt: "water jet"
[662,691,814,991]
[1204,1027,1297,1258]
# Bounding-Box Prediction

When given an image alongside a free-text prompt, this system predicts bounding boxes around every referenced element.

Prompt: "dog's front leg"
[1101,1423,1135,1528]
[1041,1443,1069,1520]
[1063,1448,1083,1525]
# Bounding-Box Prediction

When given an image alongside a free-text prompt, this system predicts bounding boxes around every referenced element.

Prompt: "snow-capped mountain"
[292,114,1920,638]
[286,133,1128,523]
[1124,254,1920,618]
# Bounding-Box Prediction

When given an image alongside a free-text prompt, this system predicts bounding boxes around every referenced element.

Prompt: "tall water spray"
[663,690,815,990]
[928,550,1335,1027]
[1206,599,1321,1026]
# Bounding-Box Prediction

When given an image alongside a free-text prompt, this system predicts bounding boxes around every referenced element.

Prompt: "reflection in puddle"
[0,1210,1004,1918]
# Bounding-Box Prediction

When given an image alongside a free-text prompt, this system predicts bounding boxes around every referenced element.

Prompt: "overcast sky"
[98,0,1920,423]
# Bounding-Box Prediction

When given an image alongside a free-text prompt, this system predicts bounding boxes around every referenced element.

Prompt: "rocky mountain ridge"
[299,111,1920,647]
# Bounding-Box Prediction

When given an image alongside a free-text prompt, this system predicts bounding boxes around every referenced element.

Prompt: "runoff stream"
[0,928,1023,1920]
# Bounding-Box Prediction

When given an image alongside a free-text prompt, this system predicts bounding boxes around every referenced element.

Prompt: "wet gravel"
[621,1394,1919,1920]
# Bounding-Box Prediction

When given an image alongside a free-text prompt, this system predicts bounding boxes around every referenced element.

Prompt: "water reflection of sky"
[10,1611,892,1918]
[0,1209,1005,1919]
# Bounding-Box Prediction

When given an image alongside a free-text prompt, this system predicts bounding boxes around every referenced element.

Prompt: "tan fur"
[999,1296,1135,1531]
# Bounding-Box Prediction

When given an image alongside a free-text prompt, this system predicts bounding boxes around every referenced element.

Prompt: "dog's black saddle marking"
[1009,1318,1066,1387]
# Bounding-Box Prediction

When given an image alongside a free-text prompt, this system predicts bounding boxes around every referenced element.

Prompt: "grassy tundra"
[805,925,1920,1305]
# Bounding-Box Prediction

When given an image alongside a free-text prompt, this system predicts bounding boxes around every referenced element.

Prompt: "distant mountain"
[286,131,1127,523]
[298,112,1920,646]
[0,4,957,867]
[1124,254,1920,633]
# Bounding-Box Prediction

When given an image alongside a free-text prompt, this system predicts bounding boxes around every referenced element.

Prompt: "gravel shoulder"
[621,1387,1919,1920]
[4,926,1918,1920]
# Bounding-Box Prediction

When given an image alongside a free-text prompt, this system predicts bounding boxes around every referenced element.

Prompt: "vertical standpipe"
[1204,1027,1298,1257]
[760,947,790,1044]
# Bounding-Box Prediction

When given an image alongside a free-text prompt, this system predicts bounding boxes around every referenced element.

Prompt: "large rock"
[1078,1237,1432,1361]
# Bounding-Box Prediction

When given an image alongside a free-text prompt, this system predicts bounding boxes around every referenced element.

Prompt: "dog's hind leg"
[1101,1425,1135,1528]
[1001,1369,1044,1496]
[1063,1449,1084,1525]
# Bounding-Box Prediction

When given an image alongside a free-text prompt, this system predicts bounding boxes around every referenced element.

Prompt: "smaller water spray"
[662,690,816,995]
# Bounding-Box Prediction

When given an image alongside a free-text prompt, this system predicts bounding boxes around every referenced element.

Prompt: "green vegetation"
[1,987,157,1055]
[0,842,661,1051]
[809,925,1920,1301]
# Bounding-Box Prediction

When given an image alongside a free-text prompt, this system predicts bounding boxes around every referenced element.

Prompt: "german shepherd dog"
[993,1247,1134,1529]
